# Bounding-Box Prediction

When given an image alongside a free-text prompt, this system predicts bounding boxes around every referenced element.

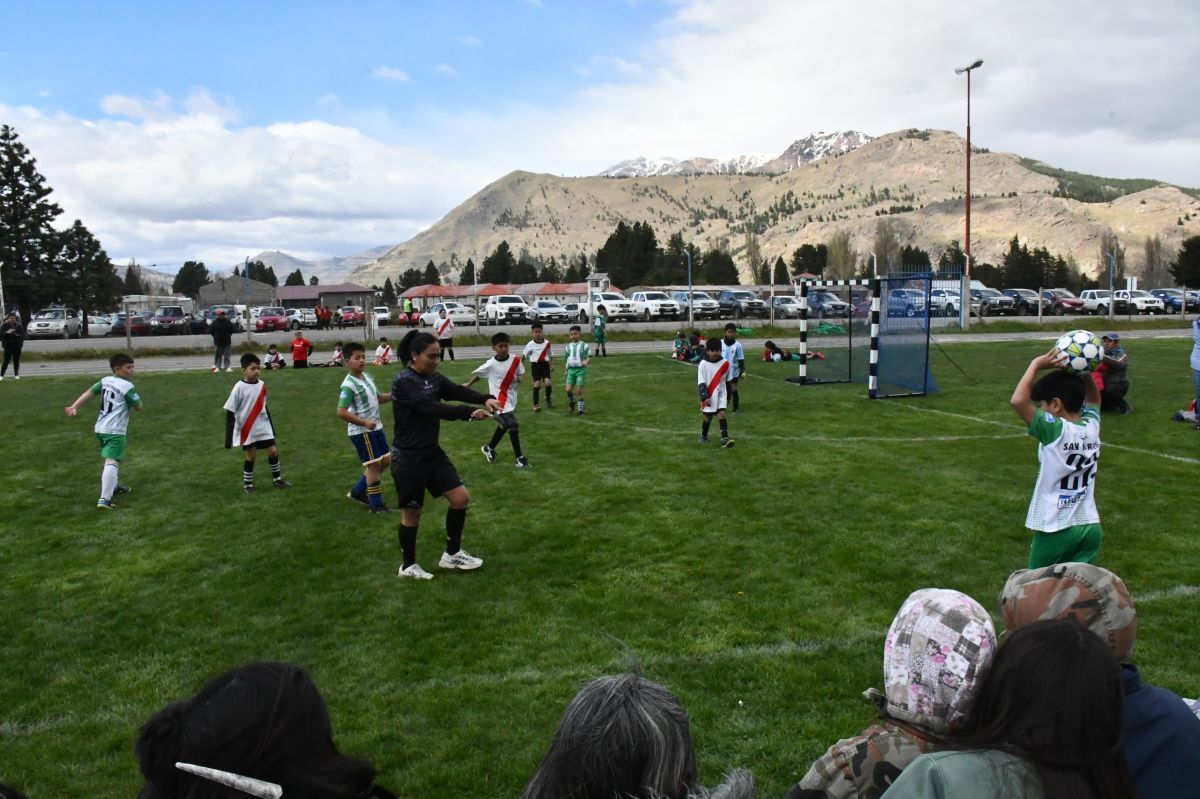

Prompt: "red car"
[112,311,154,336]
[337,306,364,325]
[255,307,289,332]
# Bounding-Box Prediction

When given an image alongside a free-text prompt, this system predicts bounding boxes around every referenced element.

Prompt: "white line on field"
[895,405,1200,465]
[1136,584,1200,602]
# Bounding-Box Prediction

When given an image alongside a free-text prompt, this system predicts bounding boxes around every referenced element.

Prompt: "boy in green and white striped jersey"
[337,342,393,512]
[64,353,143,509]
[563,324,591,416]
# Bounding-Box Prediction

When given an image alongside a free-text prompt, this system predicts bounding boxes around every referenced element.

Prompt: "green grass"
[2,341,1199,797]
[1019,157,1200,202]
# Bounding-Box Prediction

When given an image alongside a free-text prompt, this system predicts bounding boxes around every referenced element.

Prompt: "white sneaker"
[439,549,483,570]
[211,366,219,373]
[398,563,434,580]
[481,444,496,463]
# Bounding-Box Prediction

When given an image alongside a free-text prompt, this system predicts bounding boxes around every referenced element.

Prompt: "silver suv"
[28,307,82,338]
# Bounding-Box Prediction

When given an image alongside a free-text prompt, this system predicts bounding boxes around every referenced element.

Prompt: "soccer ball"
[771,353,782,362]
[1054,329,1102,373]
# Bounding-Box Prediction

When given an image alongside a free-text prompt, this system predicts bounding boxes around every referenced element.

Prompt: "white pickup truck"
[629,290,682,321]
[1113,289,1165,315]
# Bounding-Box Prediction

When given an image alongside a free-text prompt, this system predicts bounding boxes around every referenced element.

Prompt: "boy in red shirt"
[290,332,314,369]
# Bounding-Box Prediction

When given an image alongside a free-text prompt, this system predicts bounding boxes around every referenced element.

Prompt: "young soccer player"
[672,331,688,361]
[592,304,608,357]
[1010,347,1103,567]
[290,331,314,369]
[224,352,292,493]
[720,322,746,413]
[434,307,455,361]
[323,342,345,368]
[697,337,735,448]
[338,342,393,512]
[465,332,530,468]
[522,322,554,411]
[263,343,286,369]
[563,324,591,416]
[373,337,392,366]
[64,353,142,509]
[390,330,500,580]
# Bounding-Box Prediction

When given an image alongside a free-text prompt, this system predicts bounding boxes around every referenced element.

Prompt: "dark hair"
[135,662,375,799]
[397,329,438,366]
[110,353,134,369]
[491,332,511,345]
[705,337,722,353]
[523,674,698,799]
[343,342,365,358]
[597,305,607,314]
[763,340,780,353]
[724,322,736,332]
[531,322,543,331]
[952,619,1137,799]
[378,336,387,343]
[1030,370,1086,413]
[241,352,260,368]
[569,325,581,333]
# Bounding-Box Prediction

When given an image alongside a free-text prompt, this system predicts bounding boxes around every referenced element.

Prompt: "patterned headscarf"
[873,588,996,734]
[1000,562,1137,661]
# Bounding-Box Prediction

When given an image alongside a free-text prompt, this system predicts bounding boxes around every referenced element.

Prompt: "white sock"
[101,460,119,500]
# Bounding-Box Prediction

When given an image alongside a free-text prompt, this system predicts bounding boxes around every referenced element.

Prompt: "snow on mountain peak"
[597,131,873,178]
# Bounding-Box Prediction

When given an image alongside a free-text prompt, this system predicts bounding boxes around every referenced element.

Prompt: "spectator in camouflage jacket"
[786,589,996,799]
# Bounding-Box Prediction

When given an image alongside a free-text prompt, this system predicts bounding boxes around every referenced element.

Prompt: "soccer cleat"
[533,404,541,412]
[699,435,709,444]
[114,484,132,496]
[369,504,397,514]
[96,498,115,509]
[812,351,826,361]
[721,437,735,448]
[211,366,219,373]
[273,478,293,489]
[515,456,531,469]
[244,485,255,494]
[438,549,483,570]
[397,563,435,580]
[347,489,369,506]
[577,408,585,416]
[545,398,552,409]
[12,375,18,380]
[481,444,496,463]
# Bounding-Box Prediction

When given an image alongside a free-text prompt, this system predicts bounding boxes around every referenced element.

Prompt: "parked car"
[255,307,290,332]
[151,305,197,335]
[111,310,154,336]
[371,306,392,326]
[1113,289,1165,315]
[84,314,114,337]
[629,290,682,321]
[770,296,803,318]
[1150,288,1200,314]
[337,306,365,325]
[286,308,318,330]
[887,289,927,318]
[929,288,962,317]
[1040,288,1085,316]
[670,290,721,320]
[1002,288,1043,315]
[717,289,767,319]
[591,292,637,321]
[529,299,569,323]
[808,291,850,318]
[26,307,82,339]
[970,287,1017,316]
[419,301,476,327]
[207,305,245,332]
[562,302,588,322]
[1078,289,1128,316]
[482,295,533,324]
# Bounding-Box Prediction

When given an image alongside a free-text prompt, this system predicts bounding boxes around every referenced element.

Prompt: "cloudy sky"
[2,0,1198,274]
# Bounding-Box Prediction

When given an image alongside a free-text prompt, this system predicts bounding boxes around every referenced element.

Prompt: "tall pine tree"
[480,241,516,283]
[0,125,64,320]
[173,261,211,299]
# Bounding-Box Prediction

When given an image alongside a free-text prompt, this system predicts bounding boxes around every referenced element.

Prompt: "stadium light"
[684,249,694,327]
[955,58,983,327]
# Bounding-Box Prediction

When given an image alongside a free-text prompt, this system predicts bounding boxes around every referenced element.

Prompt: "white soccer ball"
[1053,329,1103,373]
[771,353,782,362]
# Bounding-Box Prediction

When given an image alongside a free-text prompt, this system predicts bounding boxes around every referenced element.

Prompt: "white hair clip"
[175,762,284,799]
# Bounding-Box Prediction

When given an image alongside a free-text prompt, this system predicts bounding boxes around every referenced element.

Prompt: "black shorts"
[390,446,463,508]
[530,361,551,381]
[242,438,276,452]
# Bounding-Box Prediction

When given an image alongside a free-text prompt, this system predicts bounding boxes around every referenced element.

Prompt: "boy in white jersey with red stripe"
[697,337,735,447]
[434,307,456,361]
[1010,347,1103,568]
[64,352,143,508]
[465,331,530,468]
[223,352,292,493]
[522,322,554,411]
[338,342,394,512]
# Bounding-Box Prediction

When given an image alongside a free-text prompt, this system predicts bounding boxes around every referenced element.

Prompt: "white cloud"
[370,65,409,82]
[433,63,457,77]
[458,34,482,47]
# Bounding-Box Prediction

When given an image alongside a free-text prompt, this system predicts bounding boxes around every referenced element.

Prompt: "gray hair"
[523,674,698,799]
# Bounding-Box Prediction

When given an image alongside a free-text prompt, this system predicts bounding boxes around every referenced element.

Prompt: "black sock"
[702,418,712,436]
[568,391,575,408]
[533,386,541,405]
[446,507,467,554]
[268,455,281,480]
[732,389,739,411]
[510,430,523,458]
[719,418,729,438]
[488,427,504,449]
[243,459,254,488]
[545,385,552,402]
[448,348,454,361]
[399,524,418,567]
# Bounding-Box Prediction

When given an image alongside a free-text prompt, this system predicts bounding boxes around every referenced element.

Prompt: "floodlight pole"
[955,58,983,328]
[684,248,694,327]
[1107,249,1116,323]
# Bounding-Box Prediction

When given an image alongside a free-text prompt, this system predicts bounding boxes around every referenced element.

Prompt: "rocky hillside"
[351,129,1200,285]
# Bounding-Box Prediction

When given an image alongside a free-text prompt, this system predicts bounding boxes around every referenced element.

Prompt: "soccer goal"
[788,276,938,399]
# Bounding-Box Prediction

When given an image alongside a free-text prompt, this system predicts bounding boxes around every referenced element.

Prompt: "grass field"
[2,338,1198,797]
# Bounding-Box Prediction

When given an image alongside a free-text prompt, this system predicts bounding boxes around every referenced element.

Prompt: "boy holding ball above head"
[224,352,292,493]
[1010,346,1102,568]
[465,331,530,468]
[338,342,393,513]
[522,322,554,411]
[697,337,735,448]
[64,353,142,509]
[390,330,500,580]
[563,324,591,416]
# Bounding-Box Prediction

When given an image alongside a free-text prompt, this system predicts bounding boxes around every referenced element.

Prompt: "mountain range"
[597,131,874,177]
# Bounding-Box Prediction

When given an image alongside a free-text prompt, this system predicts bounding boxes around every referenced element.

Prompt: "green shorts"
[1028,523,1103,568]
[566,366,588,387]
[96,433,127,461]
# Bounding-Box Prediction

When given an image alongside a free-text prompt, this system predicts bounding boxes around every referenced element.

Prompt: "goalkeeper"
[696,337,734,448]
[1009,347,1103,568]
